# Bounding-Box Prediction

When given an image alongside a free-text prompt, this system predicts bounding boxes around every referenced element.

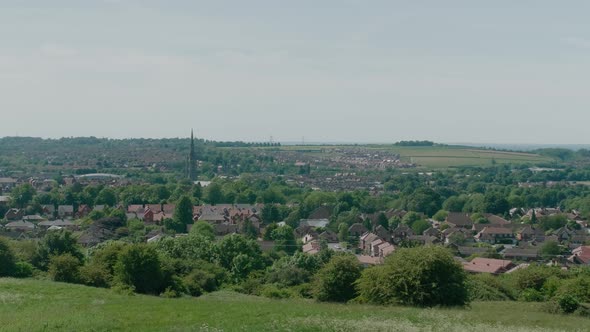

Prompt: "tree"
[48,253,81,283]
[190,221,215,240]
[357,246,468,307]
[33,230,83,270]
[240,219,258,239]
[206,183,224,205]
[271,225,296,254]
[114,244,165,294]
[170,196,193,233]
[540,241,561,259]
[95,187,117,206]
[0,237,16,277]
[261,204,281,224]
[432,210,448,222]
[10,184,36,208]
[314,255,361,303]
[376,213,388,229]
[216,234,265,280]
[411,219,430,235]
[338,223,349,243]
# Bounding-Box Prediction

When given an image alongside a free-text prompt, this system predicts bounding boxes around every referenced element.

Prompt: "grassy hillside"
[0,278,588,332]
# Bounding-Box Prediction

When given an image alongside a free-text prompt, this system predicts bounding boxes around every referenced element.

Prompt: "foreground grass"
[0,278,588,332]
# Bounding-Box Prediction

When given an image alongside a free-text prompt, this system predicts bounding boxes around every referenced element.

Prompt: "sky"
[1,1,589,144]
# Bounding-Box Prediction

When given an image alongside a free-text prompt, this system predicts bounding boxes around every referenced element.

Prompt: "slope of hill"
[0,278,587,331]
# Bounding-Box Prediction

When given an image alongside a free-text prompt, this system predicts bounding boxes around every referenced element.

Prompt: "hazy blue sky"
[1,1,589,143]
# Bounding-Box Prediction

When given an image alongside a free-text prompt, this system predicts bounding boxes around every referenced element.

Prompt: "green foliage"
[467,274,514,301]
[190,221,215,240]
[432,210,448,222]
[171,195,193,233]
[314,255,361,303]
[10,183,36,208]
[357,246,468,307]
[558,294,580,314]
[538,215,568,231]
[48,253,82,283]
[114,244,165,295]
[217,234,265,280]
[411,219,430,235]
[271,225,296,254]
[33,230,84,270]
[0,237,17,277]
[540,241,561,259]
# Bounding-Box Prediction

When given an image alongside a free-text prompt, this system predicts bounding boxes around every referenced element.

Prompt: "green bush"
[357,246,469,307]
[13,262,34,278]
[0,237,17,276]
[48,253,82,283]
[467,274,512,301]
[79,264,112,288]
[558,294,580,314]
[260,284,294,299]
[314,255,361,303]
[183,269,218,297]
[114,244,165,295]
[520,288,544,302]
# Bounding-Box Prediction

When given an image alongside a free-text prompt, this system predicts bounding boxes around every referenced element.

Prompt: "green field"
[269,145,553,168]
[1,278,588,332]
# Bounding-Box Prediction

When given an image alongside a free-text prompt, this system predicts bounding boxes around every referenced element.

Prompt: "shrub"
[467,274,512,301]
[260,284,294,299]
[558,294,580,314]
[357,246,469,307]
[114,244,164,295]
[0,237,17,277]
[13,262,34,278]
[519,288,544,302]
[314,255,361,303]
[79,264,112,288]
[183,269,218,297]
[48,253,81,283]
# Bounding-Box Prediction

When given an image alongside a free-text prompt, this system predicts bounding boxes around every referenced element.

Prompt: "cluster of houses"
[296,208,590,272]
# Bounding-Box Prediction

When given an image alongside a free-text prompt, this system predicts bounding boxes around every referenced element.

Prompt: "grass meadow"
[0,278,588,332]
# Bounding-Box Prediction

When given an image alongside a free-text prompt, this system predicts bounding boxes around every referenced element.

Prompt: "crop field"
[0,278,588,332]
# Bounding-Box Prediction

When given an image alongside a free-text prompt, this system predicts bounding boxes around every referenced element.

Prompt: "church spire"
[188,129,197,181]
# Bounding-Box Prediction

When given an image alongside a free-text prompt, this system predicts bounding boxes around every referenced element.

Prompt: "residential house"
[308,206,333,220]
[302,240,321,255]
[146,204,162,213]
[4,208,23,221]
[4,220,35,232]
[127,205,144,214]
[143,208,154,223]
[374,225,390,241]
[76,204,92,218]
[475,227,515,244]
[348,223,368,237]
[517,225,546,242]
[569,246,590,265]
[38,219,76,230]
[503,248,540,261]
[163,204,176,214]
[359,232,380,254]
[299,218,330,228]
[392,224,413,243]
[445,212,474,229]
[57,205,74,219]
[463,257,515,274]
[319,229,339,243]
[41,205,55,217]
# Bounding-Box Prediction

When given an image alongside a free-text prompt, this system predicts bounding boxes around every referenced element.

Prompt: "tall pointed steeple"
[188,129,197,181]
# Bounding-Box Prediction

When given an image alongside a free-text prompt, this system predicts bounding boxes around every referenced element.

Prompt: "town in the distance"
[1,132,590,323]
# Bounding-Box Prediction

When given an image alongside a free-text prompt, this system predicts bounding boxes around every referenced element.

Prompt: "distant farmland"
[268,145,553,168]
